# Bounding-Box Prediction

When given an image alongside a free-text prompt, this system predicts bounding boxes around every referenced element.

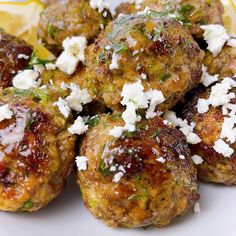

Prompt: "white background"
[0,1,236,236]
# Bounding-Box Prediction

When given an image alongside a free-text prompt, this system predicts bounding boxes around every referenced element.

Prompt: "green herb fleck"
[99,159,111,177]
[175,5,195,23]
[122,131,136,138]
[153,22,164,41]
[28,52,51,68]
[152,128,161,137]
[47,22,58,38]
[113,42,128,53]
[23,200,34,209]
[86,115,99,127]
[159,73,171,82]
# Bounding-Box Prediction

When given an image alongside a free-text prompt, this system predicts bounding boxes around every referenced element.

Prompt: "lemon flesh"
[0,0,54,60]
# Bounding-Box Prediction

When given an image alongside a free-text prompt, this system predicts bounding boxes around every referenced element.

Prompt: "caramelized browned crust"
[0,88,76,211]
[115,0,224,38]
[77,114,198,228]
[0,32,33,88]
[204,46,236,80]
[38,0,112,54]
[180,85,236,185]
[81,15,204,112]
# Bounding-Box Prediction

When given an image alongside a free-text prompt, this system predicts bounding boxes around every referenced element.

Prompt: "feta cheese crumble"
[89,0,115,15]
[200,24,230,56]
[56,36,87,75]
[109,80,165,138]
[197,99,209,114]
[156,157,166,163]
[201,65,218,87]
[109,52,120,70]
[76,156,88,171]
[113,171,124,183]
[163,111,201,144]
[17,54,29,60]
[213,139,234,158]
[65,83,92,112]
[194,202,201,214]
[0,104,13,122]
[68,116,88,135]
[53,98,70,118]
[191,155,204,165]
[13,70,40,89]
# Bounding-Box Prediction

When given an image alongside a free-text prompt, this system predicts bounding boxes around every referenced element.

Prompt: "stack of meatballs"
[0,0,235,229]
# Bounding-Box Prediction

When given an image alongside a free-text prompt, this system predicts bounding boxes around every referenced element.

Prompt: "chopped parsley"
[28,52,51,68]
[86,115,99,127]
[47,22,58,38]
[159,73,171,82]
[99,159,112,177]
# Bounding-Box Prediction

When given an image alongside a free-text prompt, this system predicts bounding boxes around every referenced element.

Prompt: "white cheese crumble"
[45,63,57,71]
[65,83,92,112]
[163,111,201,144]
[76,156,88,171]
[197,98,209,114]
[68,116,88,135]
[127,35,137,47]
[220,116,236,144]
[53,97,70,118]
[156,157,166,163]
[179,155,185,160]
[227,38,236,48]
[113,171,124,183]
[213,139,234,158]
[0,104,13,122]
[200,24,230,56]
[89,0,115,15]
[145,89,165,119]
[191,155,204,165]
[194,202,201,214]
[17,54,29,60]
[56,36,87,75]
[201,65,218,87]
[109,52,120,70]
[12,70,40,89]
[109,80,165,138]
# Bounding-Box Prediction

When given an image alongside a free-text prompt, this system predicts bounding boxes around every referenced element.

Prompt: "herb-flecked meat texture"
[115,0,224,38]
[81,14,204,112]
[179,84,236,185]
[0,32,33,88]
[38,0,112,54]
[77,114,199,228]
[0,88,76,211]
[204,46,236,80]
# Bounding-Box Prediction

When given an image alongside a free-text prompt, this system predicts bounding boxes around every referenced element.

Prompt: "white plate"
[0,1,236,236]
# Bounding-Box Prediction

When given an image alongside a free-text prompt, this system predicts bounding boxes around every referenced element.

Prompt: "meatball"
[204,46,236,80]
[0,32,33,88]
[38,0,112,54]
[81,14,204,112]
[179,83,236,185]
[77,114,199,228]
[115,0,224,38]
[0,87,76,211]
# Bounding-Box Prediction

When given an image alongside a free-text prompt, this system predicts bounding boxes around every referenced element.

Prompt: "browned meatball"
[116,0,224,38]
[0,87,76,211]
[179,83,236,185]
[204,46,236,79]
[77,114,199,228]
[0,32,33,88]
[38,0,112,54]
[80,14,204,112]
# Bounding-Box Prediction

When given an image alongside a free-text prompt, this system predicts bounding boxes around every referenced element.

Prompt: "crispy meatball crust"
[180,85,236,185]
[77,114,199,228]
[0,32,33,88]
[0,88,76,211]
[38,0,112,53]
[204,46,236,80]
[81,14,204,112]
[115,0,224,38]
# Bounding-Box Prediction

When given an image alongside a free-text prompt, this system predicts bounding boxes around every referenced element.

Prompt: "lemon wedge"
[221,0,236,35]
[0,0,54,60]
